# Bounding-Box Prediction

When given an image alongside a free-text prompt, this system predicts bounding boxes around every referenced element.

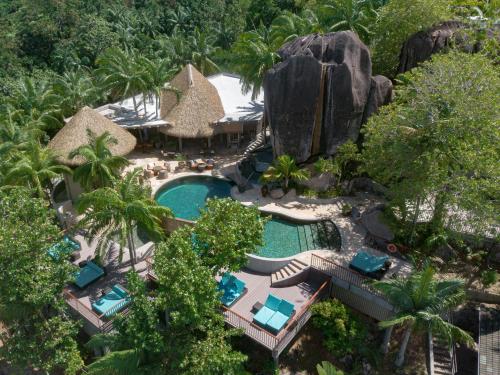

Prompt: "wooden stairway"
[432,336,455,375]
[271,259,309,287]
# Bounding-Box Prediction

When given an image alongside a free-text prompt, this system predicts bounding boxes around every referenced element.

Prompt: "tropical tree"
[7,76,62,130]
[96,48,146,114]
[317,361,344,375]
[231,25,281,99]
[370,0,451,76]
[193,198,265,275]
[270,9,324,47]
[315,140,361,188]
[5,142,71,199]
[69,130,130,191]
[320,0,378,42]
[76,169,172,268]
[0,187,83,374]
[52,69,101,117]
[362,52,499,241]
[261,154,310,192]
[373,264,474,367]
[188,28,220,75]
[0,110,40,159]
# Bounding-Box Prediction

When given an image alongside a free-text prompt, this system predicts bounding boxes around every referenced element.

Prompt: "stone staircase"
[242,131,266,158]
[431,335,455,375]
[271,259,309,287]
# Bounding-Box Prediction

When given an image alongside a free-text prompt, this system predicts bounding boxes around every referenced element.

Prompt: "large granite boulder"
[398,21,463,74]
[265,32,392,163]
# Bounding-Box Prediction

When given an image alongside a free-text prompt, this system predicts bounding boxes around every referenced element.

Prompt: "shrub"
[481,270,498,288]
[311,299,367,357]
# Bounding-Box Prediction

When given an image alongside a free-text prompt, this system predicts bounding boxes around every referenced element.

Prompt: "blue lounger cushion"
[253,294,282,326]
[350,251,389,274]
[266,300,295,332]
[92,284,131,317]
[220,276,246,307]
[74,261,105,288]
[47,235,81,260]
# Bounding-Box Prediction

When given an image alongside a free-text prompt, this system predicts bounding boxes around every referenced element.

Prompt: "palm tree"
[165,5,190,33]
[76,169,172,268]
[317,361,344,375]
[373,264,474,367]
[188,28,220,75]
[261,155,310,192]
[0,110,40,159]
[69,130,130,191]
[321,0,376,42]
[8,77,62,130]
[5,142,72,199]
[231,25,280,99]
[52,69,101,117]
[270,10,324,47]
[96,48,146,115]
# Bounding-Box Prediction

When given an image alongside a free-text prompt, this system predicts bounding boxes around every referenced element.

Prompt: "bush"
[341,204,352,217]
[481,270,498,288]
[311,299,367,357]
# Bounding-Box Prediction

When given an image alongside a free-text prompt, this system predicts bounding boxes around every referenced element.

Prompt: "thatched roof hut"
[159,64,225,138]
[48,106,137,167]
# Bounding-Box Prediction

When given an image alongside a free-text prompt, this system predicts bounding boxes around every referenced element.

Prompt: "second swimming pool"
[155,176,341,258]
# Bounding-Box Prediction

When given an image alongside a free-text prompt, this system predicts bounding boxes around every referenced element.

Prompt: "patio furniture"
[74,261,105,289]
[91,284,131,318]
[144,169,154,179]
[253,294,281,327]
[189,160,198,170]
[266,299,295,333]
[146,163,155,170]
[218,273,246,307]
[197,163,207,172]
[153,165,163,175]
[252,301,264,313]
[206,159,215,170]
[349,250,390,280]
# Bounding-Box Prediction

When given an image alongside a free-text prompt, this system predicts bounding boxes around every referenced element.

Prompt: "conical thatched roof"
[159,64,225,138]
[48,106,137,167]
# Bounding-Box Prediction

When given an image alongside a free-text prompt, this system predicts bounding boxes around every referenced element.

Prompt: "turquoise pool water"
[155,176,340,258]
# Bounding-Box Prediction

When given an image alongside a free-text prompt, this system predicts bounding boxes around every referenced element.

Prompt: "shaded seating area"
[74,261,105,289]
[91,284,131,318]
[47,235,81,260]
[349,250,391,280]
[218,273,247,307]
[253,294,295,333]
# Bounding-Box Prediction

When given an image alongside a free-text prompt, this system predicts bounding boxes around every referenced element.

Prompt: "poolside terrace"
[63,233,151,334]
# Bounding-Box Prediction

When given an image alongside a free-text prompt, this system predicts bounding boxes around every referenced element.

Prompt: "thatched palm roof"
[159,64,225,138]
[48,106,137,167]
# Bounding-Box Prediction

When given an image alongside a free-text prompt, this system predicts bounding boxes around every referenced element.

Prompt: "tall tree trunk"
[142,93,147,115]
[431,192,447,232]
[381,326,393,354]
[395,326,413,367]
[126,226,136,270]
[409,196,421,245]
[132,95,139,116]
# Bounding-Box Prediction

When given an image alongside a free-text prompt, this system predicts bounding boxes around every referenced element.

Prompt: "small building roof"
[207,73,264,123]
[48,106,137,167]
[159,64,225,138]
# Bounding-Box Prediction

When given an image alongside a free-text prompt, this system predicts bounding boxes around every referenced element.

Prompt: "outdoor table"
[252,301,264,313]
[158,170,168,179]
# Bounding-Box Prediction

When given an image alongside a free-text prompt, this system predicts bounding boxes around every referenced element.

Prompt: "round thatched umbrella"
[159,64,224,150]
[48,106,137,202]
[48,106,137,167]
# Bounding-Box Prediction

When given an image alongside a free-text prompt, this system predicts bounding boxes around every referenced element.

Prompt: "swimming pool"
[155,176,341,258]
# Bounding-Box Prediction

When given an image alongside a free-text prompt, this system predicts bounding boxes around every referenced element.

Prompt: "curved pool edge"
[152,171,232,197]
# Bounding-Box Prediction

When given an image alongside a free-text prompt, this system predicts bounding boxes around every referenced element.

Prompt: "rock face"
[398,21,463,74]
[264,32,392,163]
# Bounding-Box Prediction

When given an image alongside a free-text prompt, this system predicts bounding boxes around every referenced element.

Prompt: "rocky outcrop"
[264,32,392,163]
[398,21,463,74]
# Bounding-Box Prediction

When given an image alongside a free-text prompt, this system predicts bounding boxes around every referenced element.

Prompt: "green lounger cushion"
[75,261,104,288]
[266,299,295,332]
[92,284,131,317]
[253,294,282,326]
[350,251,389,273]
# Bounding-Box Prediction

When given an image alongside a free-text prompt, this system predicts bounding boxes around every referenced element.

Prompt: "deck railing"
[63,289,130,333]
[222,280,329,354]
[310,254,386,299]
[146,257,155,280]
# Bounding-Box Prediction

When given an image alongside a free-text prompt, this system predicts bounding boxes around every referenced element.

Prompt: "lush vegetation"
[261,154,310,192]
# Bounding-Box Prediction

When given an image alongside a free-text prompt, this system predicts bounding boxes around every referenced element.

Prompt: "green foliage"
[371,0,452,76]
[480,269,498,288]
[194,198,266,274]
[374,263,474,366]
[70,130,130,191]
[314,140,361,188]
[261,154,310,192]
[76,169,172,266]
[362,52,500,240]
[317,361,344,375]
[311,299,367,357]
[0,187,83,373]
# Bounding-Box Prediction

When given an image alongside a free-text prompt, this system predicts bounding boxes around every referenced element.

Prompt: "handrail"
[310,253,386,298]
